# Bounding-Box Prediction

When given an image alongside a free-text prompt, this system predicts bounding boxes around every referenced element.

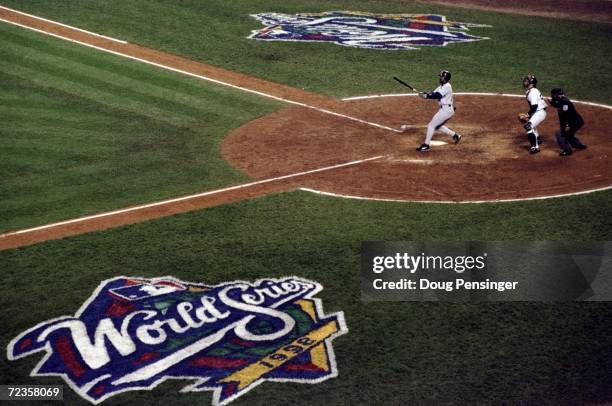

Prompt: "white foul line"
[0,5,127,44]
[342,92,612,111]
[0,6,401,133]
[300,185,612,204]
[0,156,383,238]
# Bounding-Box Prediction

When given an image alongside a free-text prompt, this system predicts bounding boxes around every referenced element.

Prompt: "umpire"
[550,88,587,156]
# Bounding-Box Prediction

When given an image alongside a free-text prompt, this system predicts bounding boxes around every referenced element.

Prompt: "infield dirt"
[223,95,612,202]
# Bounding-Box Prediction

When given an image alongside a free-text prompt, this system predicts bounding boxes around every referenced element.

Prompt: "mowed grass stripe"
[0,92,114,113]
[0,54,208,128]
[1,67,160,124]
[1,101,116,118]
[4,127,147,145]
[0,70,197,177]
[1,109,140,128]
[0,26,282,124]
[0,53,274,131]
[0,23,280,135]
[0,23,281,232]
[0,24,270,112]
[0,73,128,123]
[0,71,192,137]
[1,133,118,157]
[0,56,268,136]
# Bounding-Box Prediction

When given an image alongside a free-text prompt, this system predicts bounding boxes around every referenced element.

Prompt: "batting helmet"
[439,70,451,82]
[523,74,537,87]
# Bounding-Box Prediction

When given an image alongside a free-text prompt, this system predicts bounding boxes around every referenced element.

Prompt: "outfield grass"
[1,0,611,101]
[2,191,612,405]
[0,22,282,232]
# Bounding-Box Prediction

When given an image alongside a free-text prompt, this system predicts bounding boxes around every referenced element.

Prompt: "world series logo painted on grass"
[249,11,491,50]
[7,276,348,405]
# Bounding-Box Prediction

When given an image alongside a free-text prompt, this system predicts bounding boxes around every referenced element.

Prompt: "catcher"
[550,88,586,156]
[519,74,547,154]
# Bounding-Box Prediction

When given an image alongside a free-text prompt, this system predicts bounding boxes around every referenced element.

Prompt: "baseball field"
[1,1,612,405]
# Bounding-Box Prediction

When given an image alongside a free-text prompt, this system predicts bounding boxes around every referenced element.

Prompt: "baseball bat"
[393,76,420,93]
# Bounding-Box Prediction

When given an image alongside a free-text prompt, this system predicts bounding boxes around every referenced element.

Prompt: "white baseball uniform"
[525,87,547,145]
[424,82,456,145]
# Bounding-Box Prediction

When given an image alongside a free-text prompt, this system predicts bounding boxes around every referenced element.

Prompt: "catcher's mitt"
[518,113,530,124]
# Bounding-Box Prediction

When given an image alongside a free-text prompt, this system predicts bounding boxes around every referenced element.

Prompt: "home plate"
[403,159,434,164]
[387,156,434,164]
[430,140,448,146]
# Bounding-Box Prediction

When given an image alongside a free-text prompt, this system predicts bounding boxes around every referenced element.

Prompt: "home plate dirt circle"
[221,94,612,202]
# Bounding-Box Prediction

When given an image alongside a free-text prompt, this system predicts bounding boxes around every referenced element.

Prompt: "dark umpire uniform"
[550,88,587,156]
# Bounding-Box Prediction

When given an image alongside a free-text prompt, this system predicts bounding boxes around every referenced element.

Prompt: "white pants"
[425,106,455,144]
[527,109,547,147]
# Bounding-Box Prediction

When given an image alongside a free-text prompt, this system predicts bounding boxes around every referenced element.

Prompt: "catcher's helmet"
[439,70,451,82]
[523,74,537,87]
[551,87,564,98]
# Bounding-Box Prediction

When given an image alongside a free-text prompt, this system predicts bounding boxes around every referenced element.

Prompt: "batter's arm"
[425,91,443,100]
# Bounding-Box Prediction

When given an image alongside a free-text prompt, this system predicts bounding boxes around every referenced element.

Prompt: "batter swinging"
[415,70,461,152]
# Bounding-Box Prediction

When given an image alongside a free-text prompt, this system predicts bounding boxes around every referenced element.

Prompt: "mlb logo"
[109,280,186,301]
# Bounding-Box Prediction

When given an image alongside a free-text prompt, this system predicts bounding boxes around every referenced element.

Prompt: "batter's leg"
[437,124,462,143]
[425,109,454,145]
[425,122,436,145]
[437,125,454,136]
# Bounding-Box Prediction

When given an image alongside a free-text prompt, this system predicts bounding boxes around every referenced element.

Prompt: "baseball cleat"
[452,133,461,144]
[559,149,572,156]
[573,144,587,150]
[416,143,431,152]
[529,146,540,154]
